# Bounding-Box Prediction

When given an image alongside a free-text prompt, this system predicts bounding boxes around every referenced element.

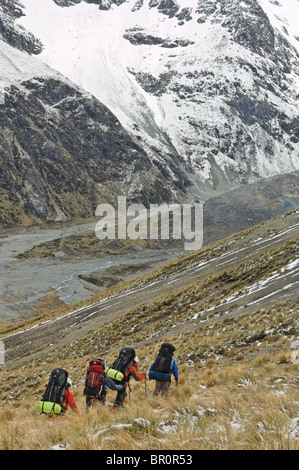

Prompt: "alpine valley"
[0,0,299,451]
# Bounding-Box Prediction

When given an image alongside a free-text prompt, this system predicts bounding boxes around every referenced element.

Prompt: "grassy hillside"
[0,210,298,450]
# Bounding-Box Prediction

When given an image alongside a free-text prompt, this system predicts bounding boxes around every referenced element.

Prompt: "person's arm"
[67,391,79,413]
[126,365,146,381]
[172,360,179,382]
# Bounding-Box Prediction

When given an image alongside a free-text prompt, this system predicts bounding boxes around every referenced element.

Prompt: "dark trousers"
[86,390,106,407]
[113,389,127,408]
[154,380,170,396]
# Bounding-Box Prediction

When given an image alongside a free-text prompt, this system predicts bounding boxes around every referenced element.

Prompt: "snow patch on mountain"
[17,0,172,151]
[17,0,299,197]
[258,0,299,53]
[0,38,61,93]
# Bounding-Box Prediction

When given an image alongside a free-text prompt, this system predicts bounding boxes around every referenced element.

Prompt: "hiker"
[62,378,79,414]
[84,357,125,408]
[149,342,178,396]
[106,347,146,410]
[37,368,79,416]
[113,356,147,410]
[84,358,107,408]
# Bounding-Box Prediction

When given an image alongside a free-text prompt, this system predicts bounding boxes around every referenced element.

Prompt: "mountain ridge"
[17,0,299,190]
[0,2,298,449]
[0,38,188,227]
[0,0,298,226]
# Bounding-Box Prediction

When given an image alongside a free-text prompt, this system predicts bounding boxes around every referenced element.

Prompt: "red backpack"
[83,358,105,397]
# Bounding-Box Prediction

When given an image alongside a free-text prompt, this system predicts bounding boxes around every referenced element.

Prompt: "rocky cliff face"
[203,170,299,245]
[123,0,299,193]
[17,0,298,195]
[0,42,187,226]
[0,0,298,226]
[0,0,42,54]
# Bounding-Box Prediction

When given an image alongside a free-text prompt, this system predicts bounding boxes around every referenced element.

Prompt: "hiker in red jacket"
[61,378,79,414]
[113,356,146,410]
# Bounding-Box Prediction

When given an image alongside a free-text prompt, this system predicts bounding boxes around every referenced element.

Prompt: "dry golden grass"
[0,352,298,450]
[1,297,298,449]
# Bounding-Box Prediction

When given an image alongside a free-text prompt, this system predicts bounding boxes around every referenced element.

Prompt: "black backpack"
[42,368,68,405]
[111,347,136,380]
[152,343,175,374]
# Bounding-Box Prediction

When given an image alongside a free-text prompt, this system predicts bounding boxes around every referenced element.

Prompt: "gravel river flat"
[0,221,183,322]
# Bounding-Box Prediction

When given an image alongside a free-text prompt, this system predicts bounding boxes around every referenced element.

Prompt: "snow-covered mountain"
[0,0,189,226]
[0,0,298,225]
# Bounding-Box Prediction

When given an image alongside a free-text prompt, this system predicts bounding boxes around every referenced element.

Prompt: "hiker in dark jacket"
[85,384,107,408]
[149,359,178,396]
[148,343,179,397]
[113,356,146,410]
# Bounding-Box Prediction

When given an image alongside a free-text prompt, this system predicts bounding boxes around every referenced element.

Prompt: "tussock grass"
[0,294,298,450]
[0,352,298,450]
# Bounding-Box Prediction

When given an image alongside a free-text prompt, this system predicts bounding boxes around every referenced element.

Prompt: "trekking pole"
[145,377,147,397]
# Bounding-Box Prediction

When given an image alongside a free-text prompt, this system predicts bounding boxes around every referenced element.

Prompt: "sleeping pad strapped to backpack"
[149,343,175,382]
[83,358,105,397]
[107,347,136,384]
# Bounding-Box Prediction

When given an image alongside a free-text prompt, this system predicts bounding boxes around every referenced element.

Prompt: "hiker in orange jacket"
[113,356,146,410]
[61,378,79,414]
